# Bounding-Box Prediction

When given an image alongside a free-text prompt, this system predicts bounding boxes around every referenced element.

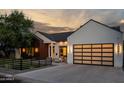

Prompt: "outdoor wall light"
[59,41,63,46]
[70,45,73,54]
[68,45,73,54]
[64,41,68,45]
[22,48,26,53]
[35,48,39,53]
[67,45,70,54]
[115,43,122,55]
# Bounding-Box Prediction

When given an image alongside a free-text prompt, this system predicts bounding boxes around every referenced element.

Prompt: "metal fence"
[0,58,52,70]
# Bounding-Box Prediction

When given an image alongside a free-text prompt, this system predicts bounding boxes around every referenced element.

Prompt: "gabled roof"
[37,19,122,42]
[32,33,43,41]
[74,19,122,33]
[38,31,74,42]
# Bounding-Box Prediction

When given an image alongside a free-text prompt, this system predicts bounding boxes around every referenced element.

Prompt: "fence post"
[50,57,52,65]
[30,58,32,66]
[12,59,14,69]
[38,60,40,67]
[20,59,23,70]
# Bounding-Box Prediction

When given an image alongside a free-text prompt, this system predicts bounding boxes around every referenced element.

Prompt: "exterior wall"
[122,33,124,40]
[67,20,123,67]
[39,43,49,59]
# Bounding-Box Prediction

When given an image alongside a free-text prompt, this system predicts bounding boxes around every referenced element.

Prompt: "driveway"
[15,63,124,83]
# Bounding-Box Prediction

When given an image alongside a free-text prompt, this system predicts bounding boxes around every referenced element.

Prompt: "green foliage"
[0,10,34,49]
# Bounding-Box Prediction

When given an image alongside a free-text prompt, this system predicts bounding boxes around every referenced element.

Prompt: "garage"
[73,43,114,66]
[67,19,123,67]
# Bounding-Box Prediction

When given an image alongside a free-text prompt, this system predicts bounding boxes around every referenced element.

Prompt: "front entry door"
[59,46,67,62]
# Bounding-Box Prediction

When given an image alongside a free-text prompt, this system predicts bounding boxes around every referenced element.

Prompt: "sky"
[0,9,124,33]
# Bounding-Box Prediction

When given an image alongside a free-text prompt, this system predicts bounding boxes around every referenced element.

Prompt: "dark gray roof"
[38,31,74,42]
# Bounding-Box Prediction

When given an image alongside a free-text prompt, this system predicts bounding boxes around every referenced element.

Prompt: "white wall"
[122,33,124,40]
[67,20,123,67]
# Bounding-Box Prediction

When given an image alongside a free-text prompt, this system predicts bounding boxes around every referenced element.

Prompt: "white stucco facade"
[67,20,123,67]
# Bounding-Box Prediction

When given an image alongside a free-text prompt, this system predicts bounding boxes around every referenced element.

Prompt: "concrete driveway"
[15,63,124,83]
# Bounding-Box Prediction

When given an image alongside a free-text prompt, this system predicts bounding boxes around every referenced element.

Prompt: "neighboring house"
[17,19,124,68]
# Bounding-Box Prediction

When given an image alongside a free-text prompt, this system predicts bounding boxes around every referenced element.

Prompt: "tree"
[0,10,34,58]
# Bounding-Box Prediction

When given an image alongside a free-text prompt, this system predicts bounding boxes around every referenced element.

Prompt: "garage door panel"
[83,49,91,52]
[74,60,82,64]
[74,45,82,48]
[73,43,114,66]
[92,61,101,65]
[83,53,91,56]
[83,45,91,48]
[92,49,101,52]
[102,62,113,65]
[92,57,102,61]
[102,49,113,52]
[74,53,82,56]
[83,57,92,60]
[74,49,82,52]
[102,53,113,57]
[74,56,82,60]
[92,45,101,48]
[83,61,91,64]
[102,57,113,61]
[102,44,113,48]
[92,53,102,56]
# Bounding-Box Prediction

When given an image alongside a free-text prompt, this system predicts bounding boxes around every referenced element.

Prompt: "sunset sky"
[0,9,124,33]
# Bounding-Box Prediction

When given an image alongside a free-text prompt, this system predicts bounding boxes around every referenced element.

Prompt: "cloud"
[33,21,74,33]
[1,9,124,33]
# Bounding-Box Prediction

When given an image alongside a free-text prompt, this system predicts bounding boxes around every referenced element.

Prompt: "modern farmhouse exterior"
[16,19,124,68]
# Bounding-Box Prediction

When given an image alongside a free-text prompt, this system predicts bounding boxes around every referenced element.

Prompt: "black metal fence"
[0,58,52,70]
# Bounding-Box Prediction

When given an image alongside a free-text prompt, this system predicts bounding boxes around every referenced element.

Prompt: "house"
[17,19,124,68]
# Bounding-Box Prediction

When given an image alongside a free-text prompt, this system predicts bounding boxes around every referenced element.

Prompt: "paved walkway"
[15,63,124,83]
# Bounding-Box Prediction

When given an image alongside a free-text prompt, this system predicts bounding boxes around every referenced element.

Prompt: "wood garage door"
[73,44,114,66]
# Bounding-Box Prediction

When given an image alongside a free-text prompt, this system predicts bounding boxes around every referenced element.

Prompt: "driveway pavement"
[15,63,124,83]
